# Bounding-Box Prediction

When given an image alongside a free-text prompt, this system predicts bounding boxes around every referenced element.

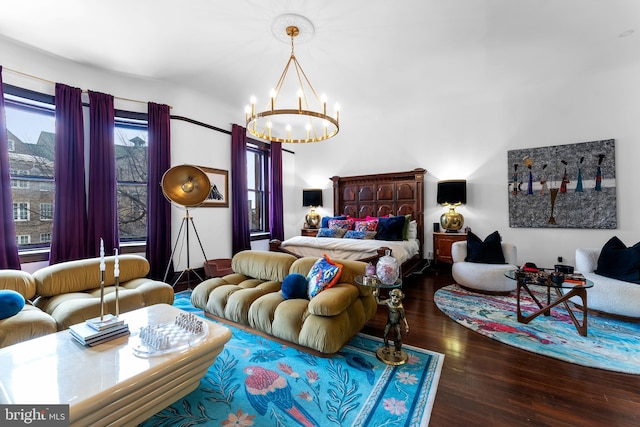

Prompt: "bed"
[269,168,426,276]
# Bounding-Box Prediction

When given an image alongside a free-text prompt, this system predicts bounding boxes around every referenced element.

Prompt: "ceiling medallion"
[245,14,340,143]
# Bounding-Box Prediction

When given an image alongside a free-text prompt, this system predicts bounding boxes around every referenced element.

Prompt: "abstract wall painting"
[507,139,616,229]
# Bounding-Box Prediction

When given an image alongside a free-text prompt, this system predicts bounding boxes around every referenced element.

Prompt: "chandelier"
[245,15,340,143]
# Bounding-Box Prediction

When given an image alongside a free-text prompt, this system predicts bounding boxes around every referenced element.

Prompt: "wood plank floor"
[360,267,640,427]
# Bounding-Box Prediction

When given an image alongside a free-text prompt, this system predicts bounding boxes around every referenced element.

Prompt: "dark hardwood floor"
[360,266,640,427]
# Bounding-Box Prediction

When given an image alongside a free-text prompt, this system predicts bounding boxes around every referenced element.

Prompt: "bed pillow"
[375,216,406,241]
[320,215,346,229]
[595,236,640,284]
[307,255,343,298]
[0,290,25,320]
[316,227,346,238]
[282,273,309,300]
[354,219,378,232]
[328,218,353,230]
[465,230,506,264]
[401,215,412,240]
[407,220,418,240]
[344,230,366,239]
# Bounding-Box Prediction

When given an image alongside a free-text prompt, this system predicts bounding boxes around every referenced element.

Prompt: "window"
[247,140,270,233]
[4,84,149,253]
[16,235,30,245]
[13,202,30,221]
[114,119,148,242]
[4,85,55,251]
[40,203,53,220]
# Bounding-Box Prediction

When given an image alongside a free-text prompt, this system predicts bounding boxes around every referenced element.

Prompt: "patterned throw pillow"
[307,255,343,298]
[316,227,346,238]
[328,219,353,230]
[354,219,378,232]
[344,230,366,239]
[320,215,347,229]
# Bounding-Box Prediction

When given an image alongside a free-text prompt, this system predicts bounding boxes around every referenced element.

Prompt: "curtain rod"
[3,66,173,109]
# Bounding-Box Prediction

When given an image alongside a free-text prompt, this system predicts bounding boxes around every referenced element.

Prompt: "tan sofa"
[33,254,174,330]
[191,250,378,355]
[0,270,58,348]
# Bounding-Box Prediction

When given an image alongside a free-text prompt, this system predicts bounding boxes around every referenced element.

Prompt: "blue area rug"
[434,284,640,374]
[139,291,444,427]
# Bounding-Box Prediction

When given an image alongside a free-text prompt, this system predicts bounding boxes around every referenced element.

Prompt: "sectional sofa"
[0,254,173,348]
[191,250,378,355]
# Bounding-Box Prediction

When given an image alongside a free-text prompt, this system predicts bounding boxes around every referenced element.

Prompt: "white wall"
[291,61,640,269]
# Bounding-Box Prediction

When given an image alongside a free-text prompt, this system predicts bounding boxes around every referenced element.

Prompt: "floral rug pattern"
[434,284,640,374]
[139,291,444,427]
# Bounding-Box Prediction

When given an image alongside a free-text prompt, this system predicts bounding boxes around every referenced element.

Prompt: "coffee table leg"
[555,287,588,336]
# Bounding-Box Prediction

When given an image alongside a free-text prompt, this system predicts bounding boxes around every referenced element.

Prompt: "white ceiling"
[1,0,639,116]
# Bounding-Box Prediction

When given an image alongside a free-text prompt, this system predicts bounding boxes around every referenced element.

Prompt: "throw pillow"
[282,273,309,300]
[344,230,366,239]
[307,255,343,298]
[595,236,640,284]
[316,227,346,238]
[328,219,353,230]
[320,215,347,229]
[465,230,506,264]
[375,216,406,241]
[0,289,25,320]
[354,219,378,232]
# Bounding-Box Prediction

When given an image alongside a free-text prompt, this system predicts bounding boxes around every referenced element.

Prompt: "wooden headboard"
[330,168,426,257]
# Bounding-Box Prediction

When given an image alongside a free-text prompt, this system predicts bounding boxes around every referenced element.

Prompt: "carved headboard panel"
[330,168,426,254]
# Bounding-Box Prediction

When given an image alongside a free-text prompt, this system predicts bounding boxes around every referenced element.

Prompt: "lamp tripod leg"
[165,210,207,289]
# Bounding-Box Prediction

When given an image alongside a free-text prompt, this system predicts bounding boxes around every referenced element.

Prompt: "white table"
[0,304,231,427]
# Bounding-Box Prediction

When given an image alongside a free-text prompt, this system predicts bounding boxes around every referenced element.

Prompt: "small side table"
[433,232,467,265]
[301,228,319,237]
[355,275,408,365]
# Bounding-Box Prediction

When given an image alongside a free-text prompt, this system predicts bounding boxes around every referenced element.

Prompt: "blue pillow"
[0,289,25,320]
[320,215,347,229]
[595,237,640,284]
[316,227,346,238]
[465,231,506,264]
[307,255,343,298]
[375,216,406,241]
[344,230,366,239]
[282,273,309,300]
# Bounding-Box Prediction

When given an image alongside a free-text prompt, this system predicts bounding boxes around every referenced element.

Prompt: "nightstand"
[301,228,319,237]
[433,232,467,265]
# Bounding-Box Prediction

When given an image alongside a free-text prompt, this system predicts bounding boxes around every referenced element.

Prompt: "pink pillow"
[355,219,378,232]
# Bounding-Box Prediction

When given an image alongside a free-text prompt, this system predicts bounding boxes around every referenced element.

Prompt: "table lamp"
[437,180,466,232]
[302,189,323,229]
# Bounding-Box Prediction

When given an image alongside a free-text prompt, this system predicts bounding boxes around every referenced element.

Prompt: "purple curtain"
[50,83,88,264]
[0,67,21,269]
[231,124,250,255]
[269,142,284,240]
[87,91,118,257]
[145,102,172,280]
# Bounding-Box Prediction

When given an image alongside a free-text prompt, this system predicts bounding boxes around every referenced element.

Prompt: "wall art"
[199,166,229,208]
[507,139,616,229]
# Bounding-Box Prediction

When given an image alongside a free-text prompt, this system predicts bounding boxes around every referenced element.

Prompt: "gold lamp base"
[440,206,464,232]
[305,209,320,229]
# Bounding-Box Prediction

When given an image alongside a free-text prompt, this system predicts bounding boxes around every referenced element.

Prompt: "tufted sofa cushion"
[33,255,174,330]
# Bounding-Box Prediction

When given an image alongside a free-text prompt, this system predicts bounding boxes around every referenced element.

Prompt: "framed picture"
[199,166,229,208]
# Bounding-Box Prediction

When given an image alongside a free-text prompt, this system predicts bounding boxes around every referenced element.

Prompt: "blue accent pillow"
[320,215,347,229]
[282,273,309,300]
[316,227,346,238]
[595,237,640,284]
[0,289,25,320]
[465,230,506,264]
[375,216,406,241]
[344,230,366,239]
[307,255,343,298]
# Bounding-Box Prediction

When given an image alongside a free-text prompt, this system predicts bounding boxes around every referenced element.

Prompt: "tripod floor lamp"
[161,165,212,288]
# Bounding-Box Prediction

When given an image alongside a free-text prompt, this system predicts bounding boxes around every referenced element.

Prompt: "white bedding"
[279,236,420,265]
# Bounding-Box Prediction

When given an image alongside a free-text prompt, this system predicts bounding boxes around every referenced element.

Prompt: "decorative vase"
[376,250,399,285]
[365,262,376,277]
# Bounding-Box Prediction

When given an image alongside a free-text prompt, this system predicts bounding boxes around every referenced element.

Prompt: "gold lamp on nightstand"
[302,188,323,229]
[437,180,467,233]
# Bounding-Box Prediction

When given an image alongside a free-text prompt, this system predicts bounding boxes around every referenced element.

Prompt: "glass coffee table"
[505,269,594,336]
